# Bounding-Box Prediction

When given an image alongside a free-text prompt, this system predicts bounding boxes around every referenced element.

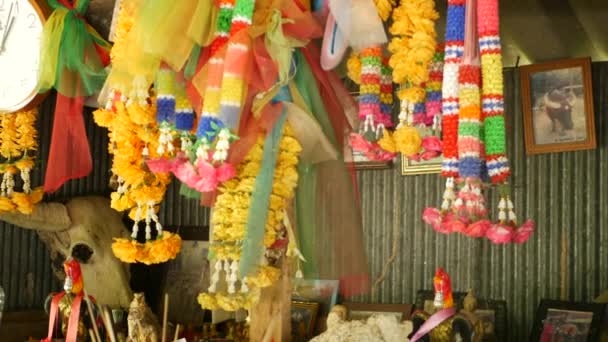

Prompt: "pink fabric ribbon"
[410,307,457,342]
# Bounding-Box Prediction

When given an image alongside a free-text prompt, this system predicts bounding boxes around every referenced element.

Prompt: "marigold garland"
[0,108,43,214]
[387,0,438,156]
[95,2,180,263]
[199,124,301,312]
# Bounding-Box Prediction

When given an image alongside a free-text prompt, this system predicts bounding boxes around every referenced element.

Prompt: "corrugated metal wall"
[0,95,209,311]
[355,63,608,340]
[1,63,607,339]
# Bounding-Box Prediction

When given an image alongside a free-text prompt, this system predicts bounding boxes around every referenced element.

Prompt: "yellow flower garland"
[95,2,179,265]
[388,0,438,102]
[0,108,43,214]
[200,123,302,312]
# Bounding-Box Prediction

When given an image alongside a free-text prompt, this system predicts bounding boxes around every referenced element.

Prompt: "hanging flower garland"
[387,0,439,157]
[199,124,302,312]
[423,0,534,244]
[0,109,43,214]
[95,3,181,264]
[478,0,533,243]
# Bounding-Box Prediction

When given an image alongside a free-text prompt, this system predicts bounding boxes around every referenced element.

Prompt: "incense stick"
[102,306,118,342]
[161,293,169,342]
[173,323,181,341]
[88,328,97,342]
[83,290,102,342]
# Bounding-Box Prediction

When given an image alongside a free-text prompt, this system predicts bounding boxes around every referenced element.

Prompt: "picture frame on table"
[342,302,413,321]
[291,301,320,342]
[401,154,442,176]
[348,150,393,170]
[519,57,596,155]
[414,290,507,341]
[530,299,605,342]
[292,279,340,334]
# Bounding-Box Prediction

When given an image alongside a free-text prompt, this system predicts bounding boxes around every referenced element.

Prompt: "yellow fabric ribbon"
[38,8,68,93]
[251,9,308,118]
[188,0,217,47]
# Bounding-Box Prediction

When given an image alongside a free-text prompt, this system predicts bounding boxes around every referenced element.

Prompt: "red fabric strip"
[65,294,84,342]
[42,292,66,342]
[44,95,92,193]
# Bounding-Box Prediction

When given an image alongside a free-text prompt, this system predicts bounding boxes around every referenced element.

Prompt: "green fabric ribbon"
[38,0,109,97]
[239,107,288,277]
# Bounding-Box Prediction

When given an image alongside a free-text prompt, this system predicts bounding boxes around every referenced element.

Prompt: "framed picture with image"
[520,57,596,155]
[530,299,605,342]
[291,301,320,342]
[401,155,442,176]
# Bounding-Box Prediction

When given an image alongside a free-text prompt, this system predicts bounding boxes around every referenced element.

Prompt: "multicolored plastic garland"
[423,0,534,244]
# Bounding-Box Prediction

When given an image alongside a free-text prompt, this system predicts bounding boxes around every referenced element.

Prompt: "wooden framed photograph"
[342,302,413,321]
[291,301,320,342]
[520,57,596,155]
[347,150,393,170]
[401,155,442,175]
[292,279,340,334]
[531,299,605,342]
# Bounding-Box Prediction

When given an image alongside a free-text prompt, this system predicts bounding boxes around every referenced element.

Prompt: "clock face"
[0,0,44,113]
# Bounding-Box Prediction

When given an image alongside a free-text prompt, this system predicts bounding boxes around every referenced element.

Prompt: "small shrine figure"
[126,293,161,342]
[43,258,104,342]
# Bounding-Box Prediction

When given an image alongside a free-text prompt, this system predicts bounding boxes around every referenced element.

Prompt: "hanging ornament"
[423,0,534,244]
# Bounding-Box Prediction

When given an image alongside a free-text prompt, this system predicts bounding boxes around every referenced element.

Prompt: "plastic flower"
[422,135,442,152]
[464,219,491,238]
[513,220,535,244]
[111,239,141,263]
[393,126,422,156]
[422,207,443,231]
[486,223,514,244]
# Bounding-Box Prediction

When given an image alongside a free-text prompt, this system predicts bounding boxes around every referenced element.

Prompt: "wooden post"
[249,258,292,342]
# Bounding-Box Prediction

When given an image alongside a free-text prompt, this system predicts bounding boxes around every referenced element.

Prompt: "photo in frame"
[291,301,320,342]
[530,299,605,342]
[342,302,413,322]
[519,57,596,155]
[401,154,442,176]
[347,147,393,170]
[292,279,339,334]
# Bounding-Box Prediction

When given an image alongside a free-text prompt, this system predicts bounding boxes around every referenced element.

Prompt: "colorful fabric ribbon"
[38,0,111,193]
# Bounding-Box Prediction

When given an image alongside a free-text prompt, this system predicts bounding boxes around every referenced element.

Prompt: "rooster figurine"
[42,258,103,342]
[410,268,454,342]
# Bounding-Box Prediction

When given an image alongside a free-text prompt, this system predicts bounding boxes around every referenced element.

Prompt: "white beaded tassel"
[228,260,239,294]
[20,168,31,194]
[196,139,211,162]
[180,132,193,152]
[441,177,456,211]
[498,197,507,222]
[223,259,231,284]
[148,200,163,235]
[144,202,153,240]
[1,172,8,197]
[131,203,143,239]
[212,129,231,162]
[157,123,175,155]
[240,276,249,293]
[208,260,223,293]
[507,197,517,223]
[6,173,14,197]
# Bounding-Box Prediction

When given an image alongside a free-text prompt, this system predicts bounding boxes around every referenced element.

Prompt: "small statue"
[451,289,483,342]
[126,293,161,342]
[43,258,103,341]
